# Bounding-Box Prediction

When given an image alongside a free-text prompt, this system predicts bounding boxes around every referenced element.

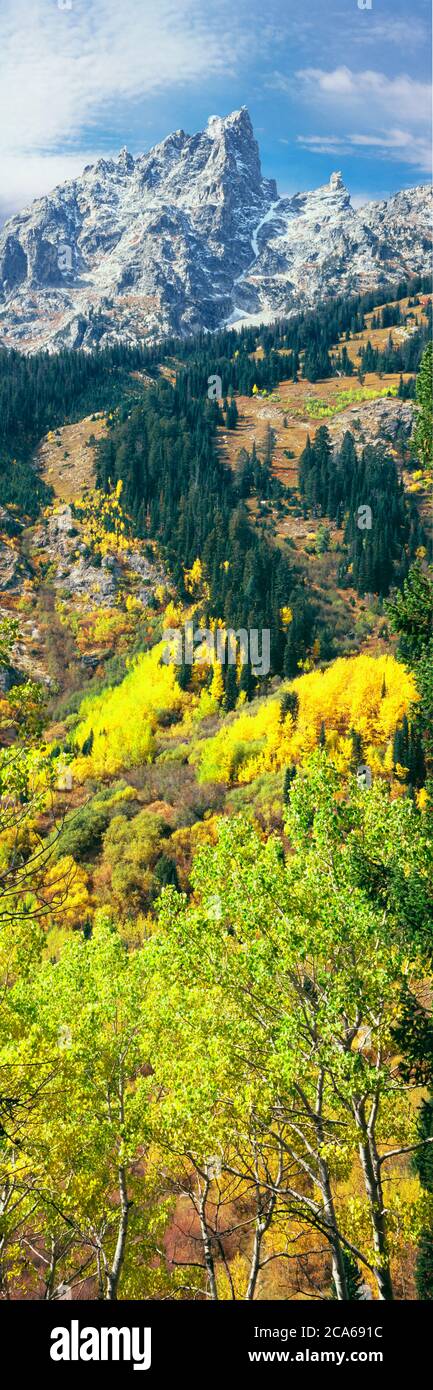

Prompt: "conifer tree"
[223,662,238,712]
[412,342,432,474]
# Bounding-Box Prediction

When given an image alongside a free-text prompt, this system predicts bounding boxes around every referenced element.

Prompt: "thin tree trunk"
[354,1098,394,1302]
[105,1065,130,1301]
[44,1237,57,1300]
[198,1182,218,1301]
[357,1138,393,1300]
[319,1160,349,1300]
[314,1071,348,1300]
[246,1147,280,1301]
[105,1163,129,1300]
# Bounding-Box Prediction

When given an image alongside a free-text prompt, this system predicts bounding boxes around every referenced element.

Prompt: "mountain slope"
[0,109,431,353]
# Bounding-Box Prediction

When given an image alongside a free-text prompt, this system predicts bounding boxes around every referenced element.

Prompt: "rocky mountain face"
[0,108,431,352]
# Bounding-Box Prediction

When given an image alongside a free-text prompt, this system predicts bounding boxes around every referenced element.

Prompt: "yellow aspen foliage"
[184,557,210,601]
[73,486,131,558]
[196,654,418,787]
[210,661,225,704]
[163,600,183,629]
[125,594,143,615]
[192,688,220,722]
[383,740,395,774]
[73,643,185,780]
[416,788,429,812]
[184,558,202,593]
[280,606,293,627]
[42,855,91,930]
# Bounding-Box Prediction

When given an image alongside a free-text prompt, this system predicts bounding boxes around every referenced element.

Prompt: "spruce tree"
[414,1098,433,1299]
[223,663,238,712]
[283,765,297,805]
[412,342,432,473]
[239,660,255,702]
[154,855,179,890]
[280,690,299,722]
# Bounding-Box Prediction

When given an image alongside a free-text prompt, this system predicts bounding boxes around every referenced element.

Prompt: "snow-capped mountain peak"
[0,110,430,351]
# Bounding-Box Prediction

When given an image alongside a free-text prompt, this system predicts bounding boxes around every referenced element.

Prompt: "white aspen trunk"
[198,1186,218,1300]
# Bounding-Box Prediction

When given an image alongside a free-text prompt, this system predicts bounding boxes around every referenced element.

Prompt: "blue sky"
[0,0,431,221]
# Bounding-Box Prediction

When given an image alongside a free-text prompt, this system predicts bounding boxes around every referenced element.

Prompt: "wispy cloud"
[273,64,432,177]
[296,135,347,155]
[297,128,432,175]
[297,67,430,123]
[349,17,429,52]
[0,0,250,215]
[0,153,103,222]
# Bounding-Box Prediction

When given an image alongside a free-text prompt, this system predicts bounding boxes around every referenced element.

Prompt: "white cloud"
[295,67,431,126]
[295,135,347,153]
[0,152,102,221]
[296,127,432,175]
[350,129,432,169]
[281,65,432,177]
[351,17,429,52]
[351,193,375,210]
[0,0,249,216]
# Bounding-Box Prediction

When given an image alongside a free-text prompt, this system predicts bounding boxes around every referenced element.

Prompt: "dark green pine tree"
[339,430,357,505]
[415,1097,433,1299]
[177,657,193,691]
[415,1230,433,1299]
[226,397,239,430]
[340,345,354,377]
[136,500,147,537]
[239,660,255,702]
[283,765,297,805]
[393,716,409,775]
[154,855,180,890]
[407,721,426,788]
[298,435,315,497]
[313,425,333,513]
[280,689,299,722]
[350,728,363,768]
[303,346,320,383]
[223,662,238,712]
[283,591,315,678]
[412,341,433,472]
